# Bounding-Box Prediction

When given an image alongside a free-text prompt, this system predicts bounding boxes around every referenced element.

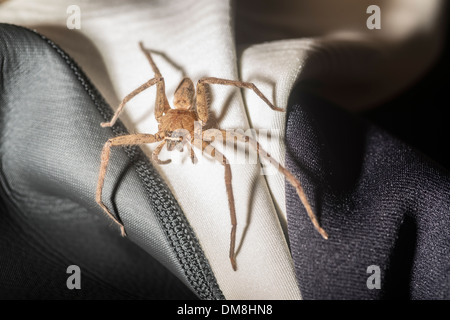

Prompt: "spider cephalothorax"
[96,42,328,271]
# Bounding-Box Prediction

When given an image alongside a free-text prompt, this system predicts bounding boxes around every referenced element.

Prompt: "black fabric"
[0,23,217,300]
[285,90,450,300]
[285,7,450,300]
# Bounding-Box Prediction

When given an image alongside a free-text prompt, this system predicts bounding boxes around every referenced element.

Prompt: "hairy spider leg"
[195,138,238,271]
[195,77,284,125]
[96,133,162,236]
[101,77,164,128]
[221,129,328,240]
[102,42,172,128]
[152,140,171,165]
[139,42,171,121]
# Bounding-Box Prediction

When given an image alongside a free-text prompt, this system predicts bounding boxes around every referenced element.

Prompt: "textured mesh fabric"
[285,89,450,299]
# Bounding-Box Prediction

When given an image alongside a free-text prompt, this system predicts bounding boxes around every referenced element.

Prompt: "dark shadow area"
[235,175,258,256]
[382,214,417,300]
[362,3,450,171]
[204,90,237,130]
[110,150,137,227]
[142,47,188,78]
[286,90,368,196]
[234,0,393,46]
[363,18,450,171]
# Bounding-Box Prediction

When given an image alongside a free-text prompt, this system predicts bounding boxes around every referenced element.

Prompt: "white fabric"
[0,0,444,299]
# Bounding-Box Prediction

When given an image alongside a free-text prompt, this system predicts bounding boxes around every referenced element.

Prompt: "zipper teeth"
[35,31,224,300]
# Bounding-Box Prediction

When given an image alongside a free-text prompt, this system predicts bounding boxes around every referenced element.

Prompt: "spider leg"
[101,77,164,128]
[170,132,198,164]
[222,130,328,240]
[182,135,198,164]
[152,140,171,165]
[195,77,284,124]
[195,139,237,271]
[139,42,171,121]
[188,142,198,164]
[96,133,161,236]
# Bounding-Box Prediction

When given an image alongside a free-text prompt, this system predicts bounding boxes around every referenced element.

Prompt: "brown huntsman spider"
[96,42,328,271]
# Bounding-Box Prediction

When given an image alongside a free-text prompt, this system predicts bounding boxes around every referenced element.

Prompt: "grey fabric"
[0,23,222,299]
